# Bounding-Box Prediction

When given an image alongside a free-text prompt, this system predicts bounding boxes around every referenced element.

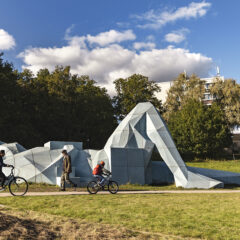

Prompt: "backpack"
[92,164,102,175]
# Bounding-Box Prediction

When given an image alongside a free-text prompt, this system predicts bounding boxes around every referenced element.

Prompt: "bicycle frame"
[87,174,118,194]
[95,174,112,187]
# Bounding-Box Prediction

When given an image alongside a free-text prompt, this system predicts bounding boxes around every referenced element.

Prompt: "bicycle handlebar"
[102,172,112,176]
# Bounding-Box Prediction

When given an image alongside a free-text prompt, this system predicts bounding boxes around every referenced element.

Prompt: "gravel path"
[1,190,240,197]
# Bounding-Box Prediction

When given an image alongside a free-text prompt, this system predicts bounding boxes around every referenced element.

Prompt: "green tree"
[113,74,162,119]
[0,53,32,145]
[164,73,205,120]
[17,66,116,148]
[210,78,240,128]
[168,99,232,159]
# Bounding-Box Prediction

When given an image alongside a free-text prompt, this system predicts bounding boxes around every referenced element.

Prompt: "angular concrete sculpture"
[102,102,223,188]
[1,102,240,188]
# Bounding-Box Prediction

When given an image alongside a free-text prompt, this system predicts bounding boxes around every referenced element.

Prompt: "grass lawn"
[186,160,240,173]
[1,193,240,239]
[26,182,179,192]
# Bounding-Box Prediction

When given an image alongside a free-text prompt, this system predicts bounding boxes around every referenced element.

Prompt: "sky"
[0,0,240,94]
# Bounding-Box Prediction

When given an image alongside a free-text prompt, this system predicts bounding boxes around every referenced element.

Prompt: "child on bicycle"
[92,161,111,186]
[0,150,11,189]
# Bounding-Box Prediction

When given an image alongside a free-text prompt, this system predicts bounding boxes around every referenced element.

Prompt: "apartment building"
[156,68,224,104]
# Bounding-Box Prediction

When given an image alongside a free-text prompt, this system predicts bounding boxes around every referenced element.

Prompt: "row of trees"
[0,54,161,149]
[164,73,240,159]
[0,55,116,148]
[1,53,239,159]
[164,73,240,128]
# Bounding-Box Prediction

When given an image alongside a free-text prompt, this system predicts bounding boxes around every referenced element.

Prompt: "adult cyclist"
[0,150,12,189]
[92,161,111,186]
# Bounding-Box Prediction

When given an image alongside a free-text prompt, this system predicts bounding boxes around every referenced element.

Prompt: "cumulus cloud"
[19,30,213,95]
[65,29,136,47]
[0,29,16,50]
[87,29,136,46]
[133,42,156,50]
[133,1,211,29]
[165,28,189,43]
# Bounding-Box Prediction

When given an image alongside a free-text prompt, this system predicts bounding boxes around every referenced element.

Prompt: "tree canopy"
[0,53,26,144]
[0,54,117,149]
[0,53,237,160]
[210,78,240,128]
[168,99,232,159]
[163,73,205,120]
[113,74,162,119]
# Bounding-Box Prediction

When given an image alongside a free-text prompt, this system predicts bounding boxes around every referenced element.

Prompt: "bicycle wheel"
[87,181,99,194]
[9,177,28,196]
[108,181,119,194]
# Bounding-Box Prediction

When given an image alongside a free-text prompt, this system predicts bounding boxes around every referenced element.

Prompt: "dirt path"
[1,189,240,197]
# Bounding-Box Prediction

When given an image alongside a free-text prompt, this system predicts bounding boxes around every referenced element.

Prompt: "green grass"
[1,193,240,239]
[186,160,240,173]
[26,182,179,192]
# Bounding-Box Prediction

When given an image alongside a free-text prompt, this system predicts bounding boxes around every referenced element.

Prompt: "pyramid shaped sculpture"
[3,102,238,188]
[100,102,223,188]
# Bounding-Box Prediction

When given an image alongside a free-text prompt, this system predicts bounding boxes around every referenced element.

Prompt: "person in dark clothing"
[60,150,77,191]
[0,150,11,189]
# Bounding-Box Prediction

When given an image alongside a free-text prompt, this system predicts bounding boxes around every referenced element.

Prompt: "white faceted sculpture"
[101,102,222,188]
[2,102,240,188]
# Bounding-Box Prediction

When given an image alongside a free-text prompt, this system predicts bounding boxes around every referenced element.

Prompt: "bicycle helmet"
[100,161,105,166]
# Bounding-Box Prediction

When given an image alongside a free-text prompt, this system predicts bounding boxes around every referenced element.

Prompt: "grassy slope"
[186,160,240,173]
[1,194,240,239]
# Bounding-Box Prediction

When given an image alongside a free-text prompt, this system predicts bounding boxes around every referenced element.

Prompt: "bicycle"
[87,173,119,194]
[0,165,28,196]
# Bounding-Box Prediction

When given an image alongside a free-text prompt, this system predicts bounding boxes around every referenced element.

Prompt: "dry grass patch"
[0,206,186,240]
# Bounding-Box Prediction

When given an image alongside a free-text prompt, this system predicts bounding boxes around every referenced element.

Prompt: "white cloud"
[165,28,189,43]
[65,29,136,47]
[146,35,155,41]
[134,1,211,29]
[87,29,136,46]
[19,30,213,95]
[133,42,156,50]
[0,29,16,50]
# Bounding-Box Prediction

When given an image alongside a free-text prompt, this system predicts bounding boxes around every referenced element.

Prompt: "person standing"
[60,150,77,191]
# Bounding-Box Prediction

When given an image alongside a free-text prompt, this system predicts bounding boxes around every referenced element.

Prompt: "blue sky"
[0,0,239,93]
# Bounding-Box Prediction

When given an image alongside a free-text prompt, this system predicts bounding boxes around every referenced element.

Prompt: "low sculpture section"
[2,102,238,189]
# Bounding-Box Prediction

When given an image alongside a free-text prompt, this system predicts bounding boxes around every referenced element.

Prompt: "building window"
[204,94,210,100]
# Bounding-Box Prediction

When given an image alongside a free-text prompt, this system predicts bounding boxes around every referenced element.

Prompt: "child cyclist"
[92,161,111,186]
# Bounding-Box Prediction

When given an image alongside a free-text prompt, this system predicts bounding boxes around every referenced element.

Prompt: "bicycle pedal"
[0,187,5,192]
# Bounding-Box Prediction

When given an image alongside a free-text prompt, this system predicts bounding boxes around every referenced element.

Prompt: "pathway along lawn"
[27,182,180,192]
[1,193,240,239]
